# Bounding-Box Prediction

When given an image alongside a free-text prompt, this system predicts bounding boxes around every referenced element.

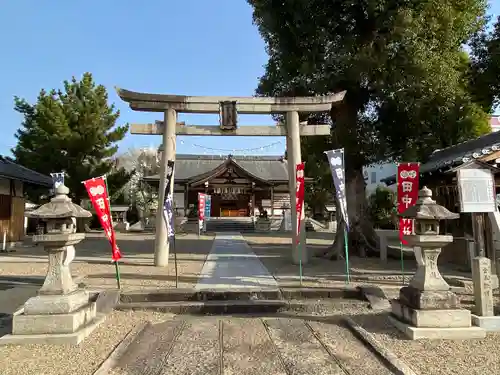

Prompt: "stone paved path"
[113,316,394,375]
[195,232,278,290]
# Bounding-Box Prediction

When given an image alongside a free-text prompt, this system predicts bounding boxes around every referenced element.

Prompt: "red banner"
[397,163,420,245]
[198,193,206,221]
[296,163,305,243]
[83,177,122,261]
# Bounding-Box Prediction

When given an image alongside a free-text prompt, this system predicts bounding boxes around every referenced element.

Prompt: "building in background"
[363,115,500,195]
[0,156,52,248]
[381,126,500,270]
[144,154,297,218]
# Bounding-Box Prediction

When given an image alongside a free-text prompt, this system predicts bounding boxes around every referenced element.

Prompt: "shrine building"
[143,154,301,218]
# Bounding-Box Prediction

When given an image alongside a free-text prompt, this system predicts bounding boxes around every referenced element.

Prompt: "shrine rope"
[178,139,284,154]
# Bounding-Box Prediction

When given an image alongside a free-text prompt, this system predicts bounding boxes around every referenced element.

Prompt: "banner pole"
[341,149,350,284]
[396,163,405,286]
[103,175,121,290]
[173,236,179,288]
[299,222,303,286]
[343,225,350,284]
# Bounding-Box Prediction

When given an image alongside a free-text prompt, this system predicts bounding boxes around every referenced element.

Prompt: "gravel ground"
[245,232,481,291]
[352,313,500,375]
[0,232,214,291]
[0,310,175,375]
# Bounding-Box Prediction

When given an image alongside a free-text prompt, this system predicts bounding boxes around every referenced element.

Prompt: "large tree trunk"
[317,166,379,259]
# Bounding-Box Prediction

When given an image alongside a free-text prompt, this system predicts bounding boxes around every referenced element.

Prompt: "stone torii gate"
[116,88,345,267]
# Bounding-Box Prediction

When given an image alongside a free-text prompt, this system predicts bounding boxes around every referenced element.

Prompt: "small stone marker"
[472,257,494,317]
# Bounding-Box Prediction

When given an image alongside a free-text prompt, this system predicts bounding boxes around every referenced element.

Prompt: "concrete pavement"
[111,316,393,375]
[195,232,278,290]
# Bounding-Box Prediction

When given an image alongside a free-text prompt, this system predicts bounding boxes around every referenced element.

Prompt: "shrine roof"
[382,129,500,185]
[0,156,52,187]
[143,154,290,183]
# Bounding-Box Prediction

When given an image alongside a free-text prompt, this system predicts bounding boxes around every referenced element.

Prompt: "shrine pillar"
[286,111,308,265]
[154,108,177,267]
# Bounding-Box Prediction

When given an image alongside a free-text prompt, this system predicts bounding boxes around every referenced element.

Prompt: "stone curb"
[343,316,418,375]
[93,321,150,375]
[119,287,362,303]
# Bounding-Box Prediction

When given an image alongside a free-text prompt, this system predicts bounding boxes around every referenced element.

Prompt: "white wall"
[363,163,397,195]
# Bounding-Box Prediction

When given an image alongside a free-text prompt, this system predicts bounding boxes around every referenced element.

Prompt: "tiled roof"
[0,156,52,187]
[382,129,500,185]
[144,154,289,183]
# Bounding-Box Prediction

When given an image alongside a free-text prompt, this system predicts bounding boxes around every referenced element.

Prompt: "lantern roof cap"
[399,186,459,221]
[26,184,92,219]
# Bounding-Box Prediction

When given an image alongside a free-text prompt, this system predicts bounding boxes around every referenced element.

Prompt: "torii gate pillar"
[154,108,177,266]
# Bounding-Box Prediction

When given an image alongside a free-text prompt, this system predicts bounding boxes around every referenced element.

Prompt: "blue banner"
[50,172,64,189]
[204,195,212,218]
[325,149,349,230]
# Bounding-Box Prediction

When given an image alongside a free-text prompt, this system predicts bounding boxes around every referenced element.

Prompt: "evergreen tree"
[470,15,500,113]
[12,73,131,203]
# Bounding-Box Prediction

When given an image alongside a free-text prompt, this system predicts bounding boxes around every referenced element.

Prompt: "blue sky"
[0,1,499,158]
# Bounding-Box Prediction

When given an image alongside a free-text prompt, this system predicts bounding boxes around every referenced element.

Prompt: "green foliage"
[470,16,500,113]
[106,163,134,205]
[248,0,491,206]
[12,73,131,203]
[368,187,397,230]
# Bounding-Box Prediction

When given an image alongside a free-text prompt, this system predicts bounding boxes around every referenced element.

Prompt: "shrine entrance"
[117,87,345,266]
[212,192,250,218]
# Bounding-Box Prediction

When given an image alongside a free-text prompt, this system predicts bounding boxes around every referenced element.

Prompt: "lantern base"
[391,299,470,328]
[12,301,97,335]
[0,292,107,346]
[388,315,485,340]
[399,286,459,310]
[0,313,106,346]
[23,290,90,315]
[389,299,485,339]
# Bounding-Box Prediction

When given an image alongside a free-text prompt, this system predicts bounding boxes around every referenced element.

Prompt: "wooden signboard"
[457,167,496,213]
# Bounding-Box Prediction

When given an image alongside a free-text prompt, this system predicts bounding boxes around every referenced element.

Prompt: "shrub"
[368,186,397,229]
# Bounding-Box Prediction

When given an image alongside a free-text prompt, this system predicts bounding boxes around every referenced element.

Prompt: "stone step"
[106,316,392,375]
[121,288,283,303]
[205,226,255,233]
[117,300,288,314]
[120,287,362,304]
[116,299,367,315]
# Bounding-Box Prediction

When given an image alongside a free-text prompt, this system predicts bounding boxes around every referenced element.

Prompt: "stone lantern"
[388,186,486,340]
[0,185,105,345]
